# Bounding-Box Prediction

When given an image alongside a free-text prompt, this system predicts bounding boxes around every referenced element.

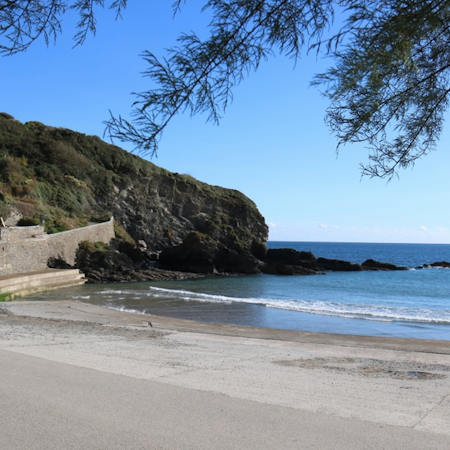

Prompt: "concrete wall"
[0,218,115,275]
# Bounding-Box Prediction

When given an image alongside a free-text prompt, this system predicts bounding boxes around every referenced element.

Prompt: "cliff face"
[0,113,268,274]
[100,169,268,257]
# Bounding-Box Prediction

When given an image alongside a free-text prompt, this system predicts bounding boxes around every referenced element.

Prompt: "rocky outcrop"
[264,248,317,267]
[429,261,450,268]
[257,248,412,276]
[261,248,364,273]
[362,259,408,271]
[262,262,316,275]
[261,248,317,275]
[316,257,363,272]
[105,174,269,275]
[98,171,268,258]
[159,231,262,274]
[50,238,204,283]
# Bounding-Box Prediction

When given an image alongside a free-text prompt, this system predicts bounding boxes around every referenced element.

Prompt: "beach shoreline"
[1,300,450,449]
[2,299,450,352]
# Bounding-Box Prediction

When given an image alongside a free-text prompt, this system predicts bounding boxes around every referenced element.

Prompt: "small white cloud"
[319,224,327,228]
[419,225,427,231]
[268,222,277,229]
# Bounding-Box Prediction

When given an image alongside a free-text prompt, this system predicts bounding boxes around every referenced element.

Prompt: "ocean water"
[32,242,450,341]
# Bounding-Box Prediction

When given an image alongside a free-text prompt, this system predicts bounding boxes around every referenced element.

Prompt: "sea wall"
[0,225,44,241]
[0,218,115,275]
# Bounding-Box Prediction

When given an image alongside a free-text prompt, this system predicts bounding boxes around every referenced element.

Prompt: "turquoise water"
[33,242,450,341]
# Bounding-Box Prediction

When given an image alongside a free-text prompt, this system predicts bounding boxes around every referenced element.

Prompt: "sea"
[32,242,450,341]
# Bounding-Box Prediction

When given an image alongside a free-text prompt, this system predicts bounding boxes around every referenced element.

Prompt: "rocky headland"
[0,112,447,283]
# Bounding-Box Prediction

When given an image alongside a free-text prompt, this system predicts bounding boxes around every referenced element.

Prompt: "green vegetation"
[113,220,135,245]
[78,241,110,253]
[0,113,164,230]
[0,293,13,302]
[0,113,257,233]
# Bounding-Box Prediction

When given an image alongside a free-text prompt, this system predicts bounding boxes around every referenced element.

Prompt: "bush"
[78,241,96,253]
[16,217,40,226]
[78,241,109,253]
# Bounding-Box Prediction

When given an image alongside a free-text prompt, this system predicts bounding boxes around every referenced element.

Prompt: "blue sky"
[2,2,450,243]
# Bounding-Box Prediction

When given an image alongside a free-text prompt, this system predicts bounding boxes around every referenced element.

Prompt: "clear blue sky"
[2,2,449,243]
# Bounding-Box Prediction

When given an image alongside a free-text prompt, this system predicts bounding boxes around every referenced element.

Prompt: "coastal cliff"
[0,113,268,277]
[1,113,429,281]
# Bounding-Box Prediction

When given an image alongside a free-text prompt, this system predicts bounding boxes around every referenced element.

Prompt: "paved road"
[1,348,449,450]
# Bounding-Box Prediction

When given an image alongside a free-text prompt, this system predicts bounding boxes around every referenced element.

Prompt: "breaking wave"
[96,286,450,325]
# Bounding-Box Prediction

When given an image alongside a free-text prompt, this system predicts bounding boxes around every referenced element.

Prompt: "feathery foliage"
[0,0,127,54]
[2,1,450,178]
[105,0,335,155]
[314,0,450,178]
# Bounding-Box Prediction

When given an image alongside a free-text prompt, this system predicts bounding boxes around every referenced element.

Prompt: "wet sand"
[1,300,449,449]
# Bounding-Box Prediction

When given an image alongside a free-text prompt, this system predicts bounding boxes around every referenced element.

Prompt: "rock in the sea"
[264,248,317,267]
[316,257,363,271]
[262,262,316,275]
[429,261,450,268]
[260,247,317,275]
[362,259,408,271]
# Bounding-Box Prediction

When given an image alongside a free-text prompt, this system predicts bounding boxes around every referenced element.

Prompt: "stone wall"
[0,225,44,241]
[0,218,115,275]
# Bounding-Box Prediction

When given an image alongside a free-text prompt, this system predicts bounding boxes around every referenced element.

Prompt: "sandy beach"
[1,300,449,449]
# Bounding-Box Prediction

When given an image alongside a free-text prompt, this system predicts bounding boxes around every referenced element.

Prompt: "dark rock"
[429,261,450,268]
[74,237,203,283]
[259,247,318,275]
[118,240,145,264]
[262,263,316,275]
[316,257,363,271]
[101,172,269,259]
[265,248,317,267]
[362,259,408,271]
[48,257,74,270]
[159,232,219,273]
[159,231,261,274]
[98,172,268,275]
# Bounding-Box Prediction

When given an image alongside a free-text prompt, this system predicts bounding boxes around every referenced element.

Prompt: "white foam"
[144,287,450,324]
[92,286,450,325]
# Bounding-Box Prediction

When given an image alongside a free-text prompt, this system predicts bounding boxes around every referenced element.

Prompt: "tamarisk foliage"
[105,1,335,157]
[3,1,450,178]
[314,0,450,178]
[0,0,127,54]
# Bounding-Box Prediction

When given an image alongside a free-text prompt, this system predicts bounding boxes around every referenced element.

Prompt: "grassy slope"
[0,113,257,235]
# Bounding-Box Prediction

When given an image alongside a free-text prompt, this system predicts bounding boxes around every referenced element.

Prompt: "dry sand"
[0,300,449,449]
